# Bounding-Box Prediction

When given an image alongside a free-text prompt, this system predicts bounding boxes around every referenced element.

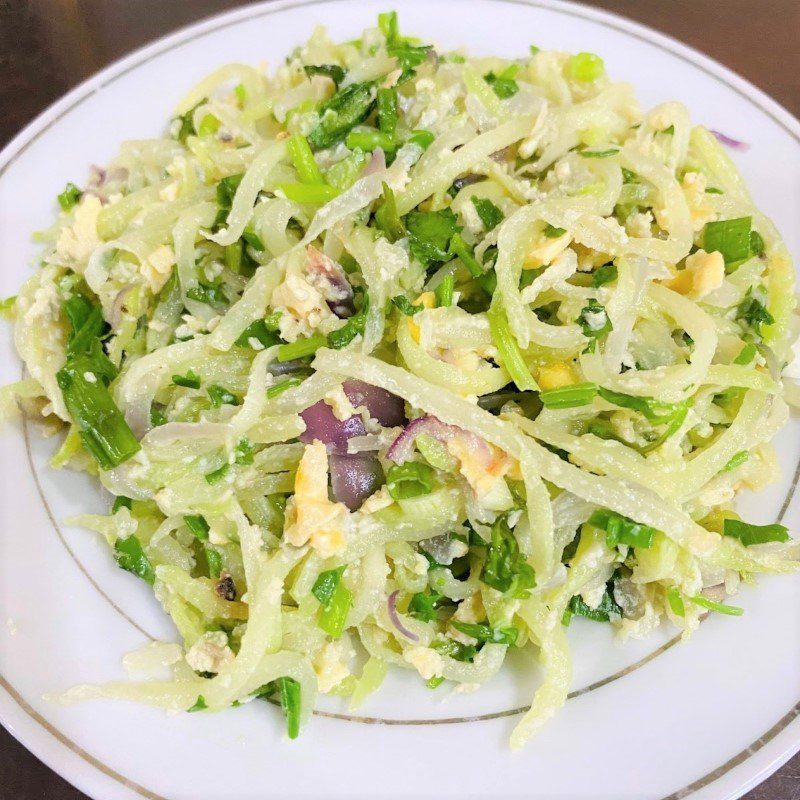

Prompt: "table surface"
[1,1,799,798]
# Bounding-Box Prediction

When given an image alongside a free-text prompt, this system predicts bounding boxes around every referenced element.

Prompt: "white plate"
[1,1,799,798]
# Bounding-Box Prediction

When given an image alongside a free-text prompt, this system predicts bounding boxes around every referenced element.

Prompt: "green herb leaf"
[235,318,280,350]
[480,516,536,598]
[733,341,757,365]
[234,437,254,465]
[406,208,460,267]
[408,590,444,622]
[303,64,346,86]
[374,182,406,241]
[596,386,680,423]
[205,547,223,578]
[207,384,240,407]
[471,196,504,231]
[312,566,352,638]
[266,377,302,399]
[543,223,567,239]
[591,263,618,287]
[112,496,132,514]
[580,148,619,158]
[205,463,230,485]
[484,65,519,99]
[188,695,208,712]
[450,621,518,645]
[577,300,612,349]
[216,173,243,210]
[327,294,370,349]
[736,291,774,337]
[391,295,422,316]
[564,586,621,623]
[448,232,484,279]
[722,451,749,472]
[749,230,766,257]
[277,334,327,361]
[431,638,477,663]
[386,461,435,500]
[186,282,224,306]
[666,586,685,617]
[487,304,538,391]
[723,518,790,547]
[114,535,155,585]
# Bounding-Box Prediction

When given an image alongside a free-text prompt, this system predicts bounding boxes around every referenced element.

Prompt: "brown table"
[1,1,799,798]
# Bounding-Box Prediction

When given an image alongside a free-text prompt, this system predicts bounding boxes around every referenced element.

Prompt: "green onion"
[287,134,325,183]
[450,621,518,646]
[723,518,789,546]
[426,676,445,689]
[345,129,395,152]
[184,515,210,540]
[277,677,302,739]
[529,45,540,55]
[276,182,339,204]
[702,217,752,264]
[303,64,346,86]
[188,695,208,712]
[408,590,444,622]
[580,148,619,158]
[266,377,302,399]
[689,595,744,616]
[205,463,230,485]
[722,451,749,473]
[407,129,434,150]
[150,407,167,427]
[589,508,656,549]
[591,263,618,287]
[0,295,16,318]
[391,295,423,316]
[114,535,155,585]
[325,149,368,191]
[539,382,598,409]
[56,361,141,470]
[374,182,406,241]
[186,282,223,305]
[566,52,605,82]
[307,81,377,150]
[435,274,455,307]
[57,182,83,211]
[313,566,352,638]
[216,173,243,209]
[733,341,757,365]
[277,335,327,362]
[705,186,724,194]
[487,305,538,391]
[207,384,240,407]
[666,587,685,617]
[480,516,536,598]
[471,196,504,231]
[197,114,220,137]
[386,461,435,500]
[377,87,398,136]
[172,370,201,389]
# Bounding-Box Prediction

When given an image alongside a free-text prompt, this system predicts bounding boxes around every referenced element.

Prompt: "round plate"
[1,1,798,798]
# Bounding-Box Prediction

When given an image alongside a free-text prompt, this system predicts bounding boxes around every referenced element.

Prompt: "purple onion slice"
[343,380,406,428]
[710,129,750,152]
[387,590,419,642]
[299,400,366,453]
[329,453,384,511]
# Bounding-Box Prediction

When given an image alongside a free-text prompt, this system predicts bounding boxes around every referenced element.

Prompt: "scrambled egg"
[667,249,725,299]
[284,441,349,558]
[403,646,444,680]
[681,171,717,232]
[271,273,341,342]
[140,245,176,294]
[55,194,102,264]
[447,436,514,511]
[523,229,572,269]
[184,631,234,674]
[312,638,354,693]
[536,361,576,390]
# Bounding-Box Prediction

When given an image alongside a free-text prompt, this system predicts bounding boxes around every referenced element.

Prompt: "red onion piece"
[387,590,419,641]
[330,453,384,511]
[710,130,750,152]
[343,380,406,428]
[361,147,386,177]
[386,415,458,463]
[109,284,136,330]
[300,400,366,453]
[306,245,355,318]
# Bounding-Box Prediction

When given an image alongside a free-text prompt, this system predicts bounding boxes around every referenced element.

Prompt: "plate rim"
[1,1,799,799]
